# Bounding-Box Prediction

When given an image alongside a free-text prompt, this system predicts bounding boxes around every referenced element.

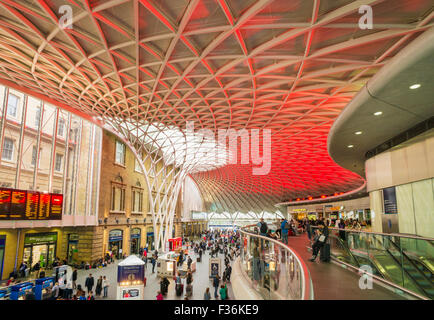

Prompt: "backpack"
[260,222,268,234]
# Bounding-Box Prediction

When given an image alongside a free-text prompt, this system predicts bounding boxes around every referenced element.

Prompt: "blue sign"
[109,236,123,242]
[35,277,54,300]
[383,187,398,214]
[10,282,34,300]
[117,264,144,283]
[130,234,140,239]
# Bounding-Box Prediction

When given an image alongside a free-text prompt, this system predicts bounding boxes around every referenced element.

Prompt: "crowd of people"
[156,229,241,300]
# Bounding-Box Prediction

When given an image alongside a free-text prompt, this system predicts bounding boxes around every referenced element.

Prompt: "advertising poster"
[117,264,144,283]
[383,187,398,214]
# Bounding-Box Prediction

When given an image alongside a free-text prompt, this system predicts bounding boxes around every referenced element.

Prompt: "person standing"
[257,218,268,236]
[156,291,163,300]
[102,276,109,298]
[219,284,227,300]
[95,276,103,298]
[204,287,211,300]
[281,218,289,244]
[72,269,78,290]
[85,273,94,294]
[65,280,73,299]
[213,274,220,298]
[51,282,60,300]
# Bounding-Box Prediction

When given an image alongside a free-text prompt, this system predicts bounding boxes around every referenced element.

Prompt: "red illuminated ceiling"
[0,0,432,212]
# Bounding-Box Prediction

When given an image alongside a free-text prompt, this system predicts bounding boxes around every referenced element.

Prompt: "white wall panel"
[406,141,429,183]
[396,184,416,235]
[412,179,434,238]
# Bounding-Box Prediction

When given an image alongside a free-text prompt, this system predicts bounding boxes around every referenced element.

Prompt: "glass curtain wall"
[0,84,102,217]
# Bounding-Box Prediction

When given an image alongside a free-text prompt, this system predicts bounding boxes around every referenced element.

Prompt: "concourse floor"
[75,246,234,300]
[286,234,406,300]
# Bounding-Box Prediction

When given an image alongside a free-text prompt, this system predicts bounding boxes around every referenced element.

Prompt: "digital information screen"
[0,188,62,220]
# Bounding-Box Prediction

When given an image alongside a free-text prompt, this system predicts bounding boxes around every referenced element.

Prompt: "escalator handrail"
[240,227,313,300]
[385,235,434,293]
[320,227,434,242]
[325,232,362,268]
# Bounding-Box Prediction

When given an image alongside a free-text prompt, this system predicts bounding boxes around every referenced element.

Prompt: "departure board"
[0,189,12,218]
[10,190,26,219]
[38,193,51,219]
[25,191,40,220]
[50,194,63,219]
[0,188,63,220]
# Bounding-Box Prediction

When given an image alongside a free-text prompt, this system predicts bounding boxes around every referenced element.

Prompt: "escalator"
[324,229,434,299]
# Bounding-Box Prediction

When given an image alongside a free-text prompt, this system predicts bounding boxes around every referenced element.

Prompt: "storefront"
[108,229,123,259]
[66,234,79,263]
[0,236,5,280]
[130,228,141,255]
[146,228,154,251]
[23,232,57,269]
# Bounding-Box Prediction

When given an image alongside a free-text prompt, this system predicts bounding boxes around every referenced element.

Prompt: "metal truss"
[0,1,433,235]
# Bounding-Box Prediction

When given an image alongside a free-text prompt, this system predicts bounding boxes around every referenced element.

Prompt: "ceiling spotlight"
[348,145,354,148]
[374,111,382,116]
[355,131,362,135]
[409,84,421,90]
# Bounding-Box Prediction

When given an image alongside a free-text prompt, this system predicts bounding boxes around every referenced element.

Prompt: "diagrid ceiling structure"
[0,0,433,213]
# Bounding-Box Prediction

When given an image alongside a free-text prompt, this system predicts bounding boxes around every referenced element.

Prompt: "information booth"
[10,282,34,300]
[157,252,177,278]
[35,277,54,300]
[116,255,145,300]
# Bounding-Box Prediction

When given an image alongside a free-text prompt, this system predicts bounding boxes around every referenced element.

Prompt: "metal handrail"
[239,226,313,300]
[314,226,434,242]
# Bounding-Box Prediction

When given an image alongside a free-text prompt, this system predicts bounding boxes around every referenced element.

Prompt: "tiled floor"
[75,246,234,300]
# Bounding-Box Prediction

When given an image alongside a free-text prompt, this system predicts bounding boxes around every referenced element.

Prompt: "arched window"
[111,174,126,212]
[132,180,143,213]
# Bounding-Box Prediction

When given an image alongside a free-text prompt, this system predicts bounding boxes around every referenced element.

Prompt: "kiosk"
[209,258,221,279]
[116,255,145,300]
[157,252,177,278]
[168,237,182,251]
[10,282,34,300]
[35,277,54,300]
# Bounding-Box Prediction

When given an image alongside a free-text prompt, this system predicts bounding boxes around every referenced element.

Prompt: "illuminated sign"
[0,188,62,220]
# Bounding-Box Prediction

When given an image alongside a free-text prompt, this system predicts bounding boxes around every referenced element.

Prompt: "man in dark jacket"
[72,269,78,290]
[85,274,94,294]
[213,275,220,298]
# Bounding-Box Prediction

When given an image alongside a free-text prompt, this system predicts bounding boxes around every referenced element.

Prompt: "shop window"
[1,137,14,161]
[55,153,63,172]
[7,93,19,118]
[115,140,125,165]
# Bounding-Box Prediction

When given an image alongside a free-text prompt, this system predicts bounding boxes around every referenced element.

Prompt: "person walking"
[102,276,109,298]
[203,287,211,300]
[85,273,94,294]
[257,218,268,236]
[95,276,103,298]
[213,274,220,298]
[72,269,78,290]
[151,255,157,273]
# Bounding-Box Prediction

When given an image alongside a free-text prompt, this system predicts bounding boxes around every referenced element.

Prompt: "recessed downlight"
[355,131,362,135]
[348,145,354,148]
[409,84,421,90]
[374,111,382,116]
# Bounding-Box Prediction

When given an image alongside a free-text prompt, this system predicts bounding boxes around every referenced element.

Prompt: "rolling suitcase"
[320,243,330,262]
